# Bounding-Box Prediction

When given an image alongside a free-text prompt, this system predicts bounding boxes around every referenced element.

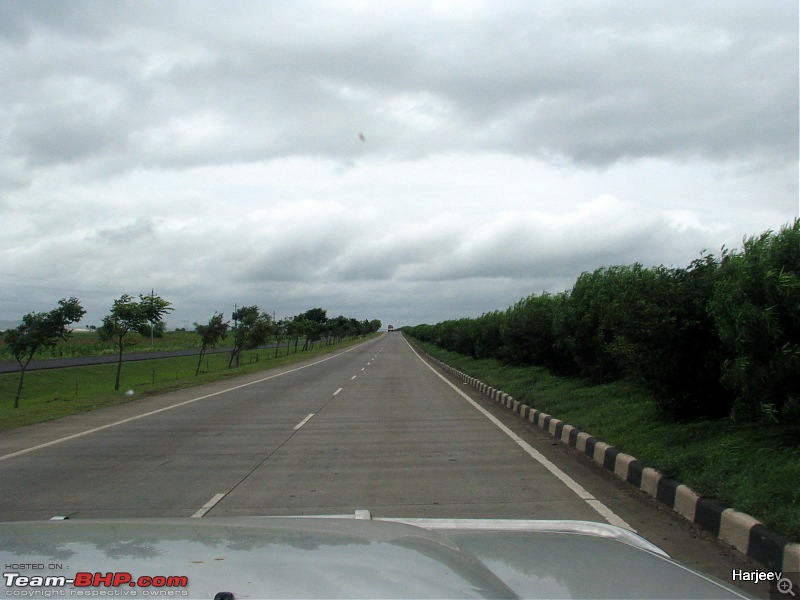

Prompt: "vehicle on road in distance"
[388,324,394,332]
[0,512,754,599]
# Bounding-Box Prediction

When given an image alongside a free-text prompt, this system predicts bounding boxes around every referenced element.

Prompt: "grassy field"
[0,330,203,362]
[0,334,378,431]
[409,338,800,542]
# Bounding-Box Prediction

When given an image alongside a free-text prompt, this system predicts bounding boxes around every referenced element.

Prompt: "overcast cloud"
[1,0,797,329]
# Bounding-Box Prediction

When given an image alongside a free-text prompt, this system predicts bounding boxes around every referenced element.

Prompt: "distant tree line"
[404,220,799,424]
[193,306,381,373]
[4,290,381,406]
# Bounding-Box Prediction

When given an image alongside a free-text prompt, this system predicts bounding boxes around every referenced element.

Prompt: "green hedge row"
[405,220,799,423]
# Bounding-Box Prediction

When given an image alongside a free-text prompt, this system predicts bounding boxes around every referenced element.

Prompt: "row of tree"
[3,293,381,407]
[404,220,799,424]
[2,292,171,407]
[195,306,382,374]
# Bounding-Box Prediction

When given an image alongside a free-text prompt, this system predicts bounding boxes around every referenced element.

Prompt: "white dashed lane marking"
[191,493,226,518]
[294,413,315,430]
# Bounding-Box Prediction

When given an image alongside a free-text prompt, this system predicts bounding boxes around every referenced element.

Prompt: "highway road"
[0,332,770,596]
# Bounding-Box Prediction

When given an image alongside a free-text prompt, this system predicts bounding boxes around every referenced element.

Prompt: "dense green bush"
[554,266,629,382]
[599,258,731,419]
[473,311,504,360]
[499,294,558,368]
[710,220,800,421]
[404,220,798,424]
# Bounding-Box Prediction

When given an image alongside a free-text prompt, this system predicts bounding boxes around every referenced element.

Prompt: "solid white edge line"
[294,413,315,430]
[191,493,226,518]
[403,337,635,532]
[1,339,376,462]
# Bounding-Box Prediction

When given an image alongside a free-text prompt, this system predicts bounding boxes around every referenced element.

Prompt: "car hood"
[0,516,750,599]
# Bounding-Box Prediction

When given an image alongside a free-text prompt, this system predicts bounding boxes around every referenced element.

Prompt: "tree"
[98,295,149,391]
[300,308,327,350]
[350,318,365,337]
[137,320,166,338]
[4,298,85,408]
[140,291,173,347]
[329,315,350,343]
[273,319,288,358]
[194,313,229,375]
[228,305,273,368]
[288,316,305,353]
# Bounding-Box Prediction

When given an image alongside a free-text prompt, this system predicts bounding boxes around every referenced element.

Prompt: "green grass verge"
[410,338,800,542]
[0,335,379,432]
[0,330,204,361]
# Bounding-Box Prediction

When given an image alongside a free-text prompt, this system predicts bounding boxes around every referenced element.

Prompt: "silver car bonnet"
[0,517,751,599]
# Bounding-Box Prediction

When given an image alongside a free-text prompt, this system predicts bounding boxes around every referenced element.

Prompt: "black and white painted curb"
[420,349,800,573]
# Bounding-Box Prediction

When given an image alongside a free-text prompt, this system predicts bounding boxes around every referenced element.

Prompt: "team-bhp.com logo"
[4,572,188,596]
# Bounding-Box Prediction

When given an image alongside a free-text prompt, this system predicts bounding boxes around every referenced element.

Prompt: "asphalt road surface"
[0,333,771,597]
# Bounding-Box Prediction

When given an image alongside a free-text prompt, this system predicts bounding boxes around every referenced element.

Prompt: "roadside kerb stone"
[613,453,637,481]
[674,485,700,522]
[575,431,592,453]
[560,424,575,444]
[640,467,662,498]
[592,441,611,465]
[785,543,800,572]
[720,509,762,556]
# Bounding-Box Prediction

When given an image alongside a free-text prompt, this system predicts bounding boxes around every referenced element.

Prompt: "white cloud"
[0,1,797,328]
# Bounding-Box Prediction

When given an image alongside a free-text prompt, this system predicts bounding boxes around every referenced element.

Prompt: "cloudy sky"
[1,1,798,330]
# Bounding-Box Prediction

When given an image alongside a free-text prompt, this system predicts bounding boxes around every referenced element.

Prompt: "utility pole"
[149,288,155,347]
